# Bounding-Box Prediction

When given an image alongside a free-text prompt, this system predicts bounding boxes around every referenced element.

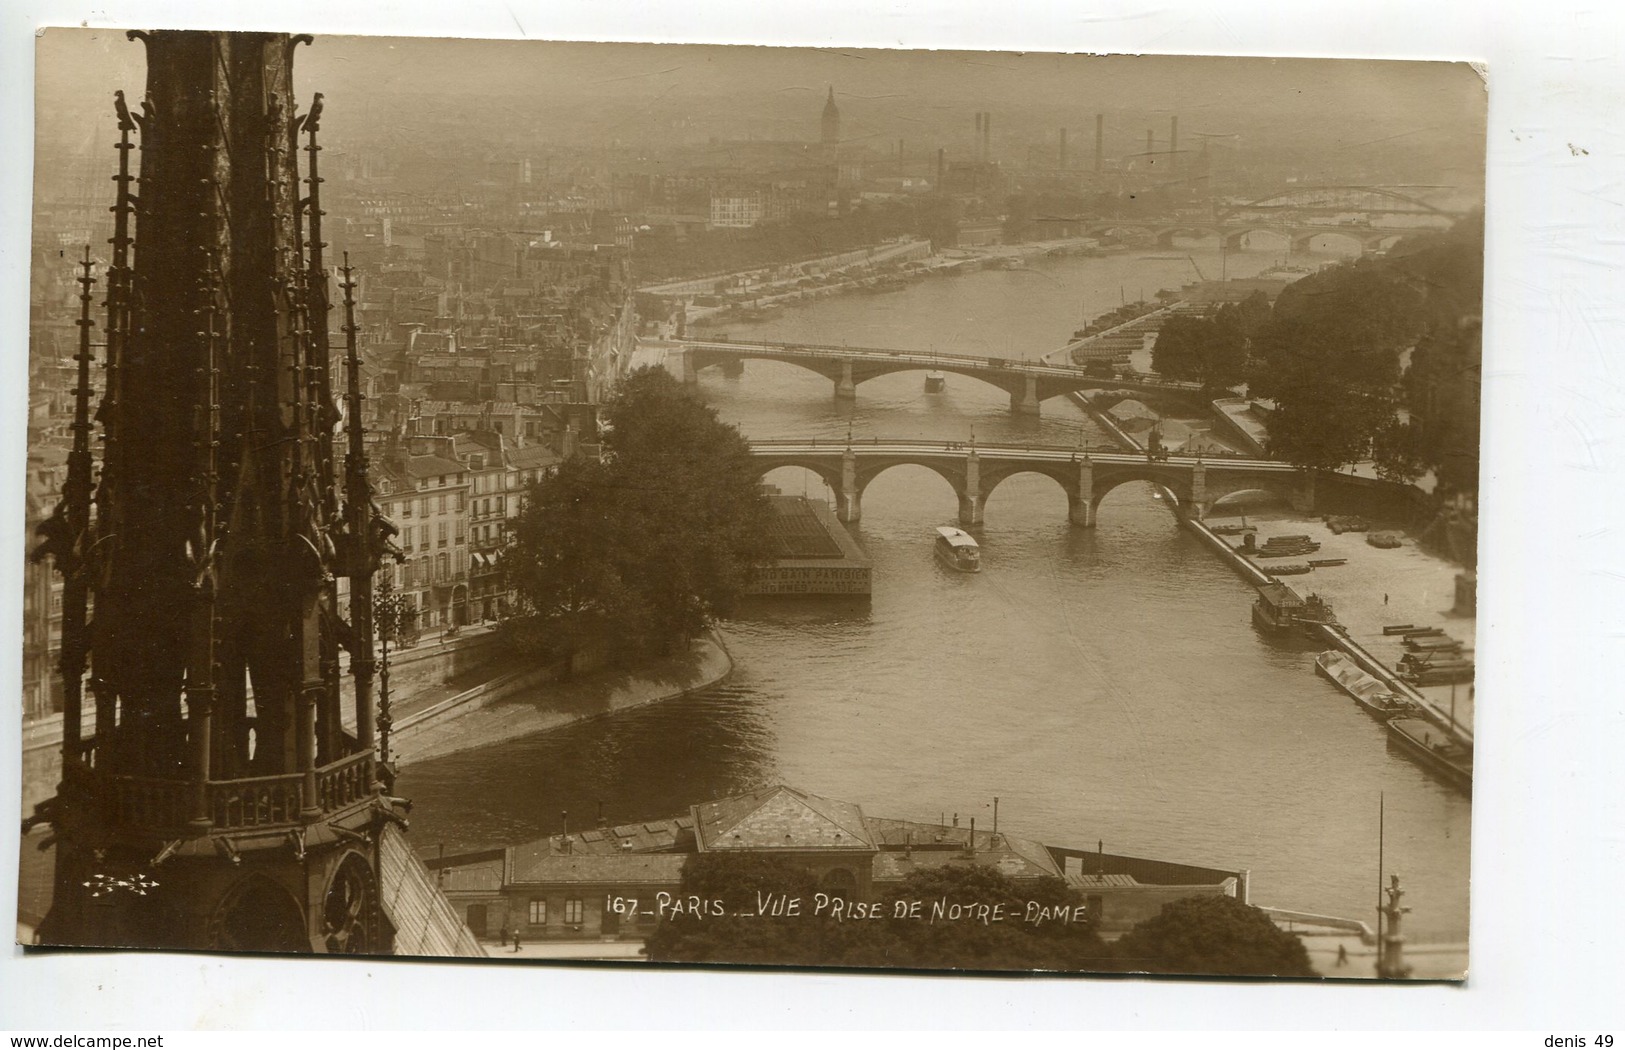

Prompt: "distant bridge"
[663,339,1206,417]
[1077,218,1435,255]
[1066,186,1466,255]
[747,439,1314,528]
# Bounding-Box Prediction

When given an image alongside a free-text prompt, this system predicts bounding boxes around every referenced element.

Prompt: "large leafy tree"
[503,367,772,664]
[1248,257,1423,469]
[1112,894,1317,977]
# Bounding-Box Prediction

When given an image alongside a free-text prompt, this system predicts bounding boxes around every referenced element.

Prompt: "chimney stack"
[1095,113,1104,172]
[1058,127,1067,170]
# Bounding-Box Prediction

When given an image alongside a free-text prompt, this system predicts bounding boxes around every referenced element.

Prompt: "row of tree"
[646,853,1317,977]
[501,367,773,667]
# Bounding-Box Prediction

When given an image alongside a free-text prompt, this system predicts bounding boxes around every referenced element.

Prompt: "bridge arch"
[752,457,844,498]
[979,464,1080,513]
[854,460,968,509]
[1090,468,1195,521]
[1206,486,1292,515]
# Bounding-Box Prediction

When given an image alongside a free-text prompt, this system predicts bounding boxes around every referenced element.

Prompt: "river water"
[397,239,1473,943]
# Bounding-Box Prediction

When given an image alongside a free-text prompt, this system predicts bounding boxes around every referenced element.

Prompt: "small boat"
[1315,650,1418,720]
[1386,716,1473,792]
[924,370,946,393]
[933,526,982,573]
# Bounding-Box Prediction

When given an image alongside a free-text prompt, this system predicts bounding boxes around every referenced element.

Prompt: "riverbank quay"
[1064,388,1475,757]
[391,630,733,764]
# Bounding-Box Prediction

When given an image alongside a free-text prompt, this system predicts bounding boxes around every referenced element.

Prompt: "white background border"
[3,0,1619,1031]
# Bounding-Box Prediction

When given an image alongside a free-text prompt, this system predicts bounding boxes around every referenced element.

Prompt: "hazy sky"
[33,30,1486,179]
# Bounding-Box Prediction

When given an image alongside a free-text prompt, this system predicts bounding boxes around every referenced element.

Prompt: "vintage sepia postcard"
[17,28,1484,981]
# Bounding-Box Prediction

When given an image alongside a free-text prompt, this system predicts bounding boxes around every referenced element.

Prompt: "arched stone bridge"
[1078,219,1422,255]
[748,439,1315,528]
[665,339,1205,417]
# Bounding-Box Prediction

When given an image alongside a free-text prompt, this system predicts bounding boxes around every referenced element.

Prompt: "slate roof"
[507,445,562,470]
[692,784,876,852]
[403,454,466,479]
[509,853,688,886]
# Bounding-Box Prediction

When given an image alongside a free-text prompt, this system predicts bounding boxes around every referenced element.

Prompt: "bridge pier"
[678,348,698,386]
[1290,471,1316,514]
[958,450,983,528]
[1188,460,1207,521]
[1070,458,1096,527]
[721,357,745,378]
[836,447,861,523]
[1011,375,1041,417]
[835,360,857,401]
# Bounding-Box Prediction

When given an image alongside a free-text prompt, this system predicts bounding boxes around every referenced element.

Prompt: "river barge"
[1315,650,1418,720]
[1386,717,1473,792]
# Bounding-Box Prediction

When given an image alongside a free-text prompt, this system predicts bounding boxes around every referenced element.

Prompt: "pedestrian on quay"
[1384,593,1389,605]
[1336,943,1349,967]
[513,930,522,953]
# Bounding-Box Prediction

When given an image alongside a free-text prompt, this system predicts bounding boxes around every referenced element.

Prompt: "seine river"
[398,240,1473,942]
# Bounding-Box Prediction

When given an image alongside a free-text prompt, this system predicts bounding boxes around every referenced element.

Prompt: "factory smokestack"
[1095,113,1104,172]
[1059,127,1067,170]
[1170,115,1179,171]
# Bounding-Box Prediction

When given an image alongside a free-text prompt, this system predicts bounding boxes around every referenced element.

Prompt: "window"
[436,552,449,582]
[456,492,466,512]
[438,494,447,514]
[400,525,412,549]
[438,475,447,487]
[455,549,465,576]
[528,900,546,925]
[455,521,465,544]
[420,497,430,518]
[563,898,584,925]
[401,500,412,519]
[420,528,429,551]
[437,521,448,548]
[497,496,506,512]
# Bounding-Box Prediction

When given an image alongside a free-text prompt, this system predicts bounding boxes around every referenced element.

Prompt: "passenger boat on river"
[933,526,982,573]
